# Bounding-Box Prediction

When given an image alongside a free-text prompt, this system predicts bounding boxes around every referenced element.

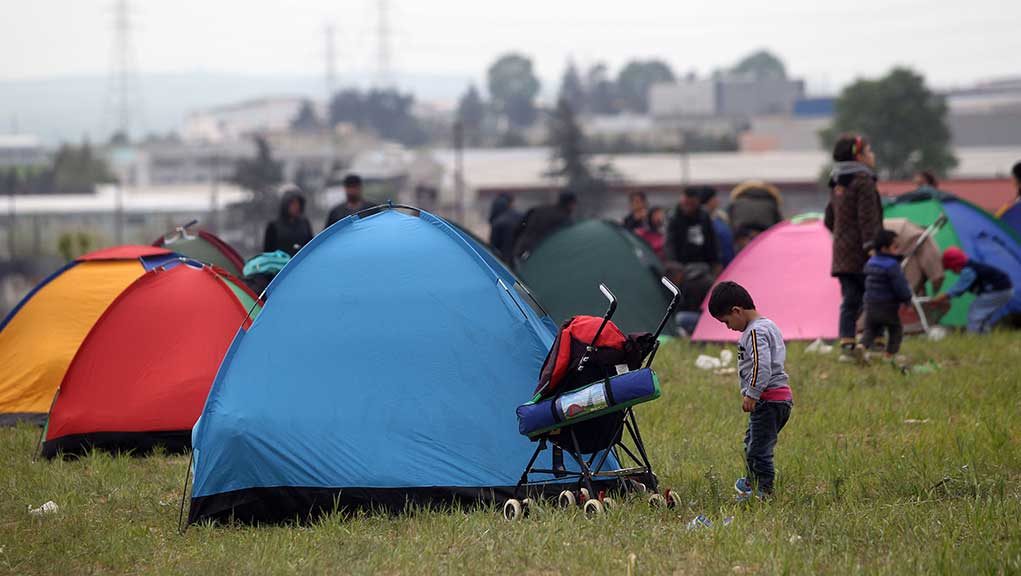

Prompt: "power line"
[375,0,393,88]
[106,0,142,142]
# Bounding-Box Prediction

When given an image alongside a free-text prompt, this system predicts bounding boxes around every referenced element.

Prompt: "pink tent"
[691,218,840,342]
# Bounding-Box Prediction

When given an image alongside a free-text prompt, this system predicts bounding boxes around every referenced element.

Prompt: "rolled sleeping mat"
[516,368,661,438]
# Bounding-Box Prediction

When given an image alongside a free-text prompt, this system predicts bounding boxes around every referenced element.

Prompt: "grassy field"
[2,332,1020,575]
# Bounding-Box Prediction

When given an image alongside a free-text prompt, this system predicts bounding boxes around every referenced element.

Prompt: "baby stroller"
[505,277,681,519]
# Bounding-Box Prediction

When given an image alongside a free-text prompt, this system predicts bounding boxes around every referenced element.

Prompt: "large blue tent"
[188,206,609,524]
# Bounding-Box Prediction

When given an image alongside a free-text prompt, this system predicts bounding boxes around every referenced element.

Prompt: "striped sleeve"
[745,328,772,400]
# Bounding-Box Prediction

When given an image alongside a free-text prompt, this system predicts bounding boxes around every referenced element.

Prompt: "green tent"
[884,190,1021,326]
[516,220,674,334]
[154,229,245,278]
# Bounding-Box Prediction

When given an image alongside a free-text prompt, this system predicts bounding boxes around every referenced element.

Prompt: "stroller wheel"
[648,493,667,508]
[601,497,616,511]
[558,490,576,508]
[579,488,590,501]
[503,499,523,521]
[664,489,680,509]
[583,498,604,517]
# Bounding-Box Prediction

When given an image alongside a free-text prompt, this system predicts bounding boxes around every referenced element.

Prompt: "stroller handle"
[660,276,680,297]
[598,283,618,318]
[652,277,682,340]
[644,276,684,368]
[576,284,619,373]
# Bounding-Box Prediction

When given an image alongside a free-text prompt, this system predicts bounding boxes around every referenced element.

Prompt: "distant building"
[0,184,252,260]
[649,78,717,118]
[740,116,831,152]
[649,76,806,120]
[945,77,1021,148]
[792,97,835,117]
[0,134,48,168]
[180,97,325,143]
[108,127,376,190]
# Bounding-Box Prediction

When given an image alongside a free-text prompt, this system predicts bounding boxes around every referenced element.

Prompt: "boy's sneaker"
[734,477,753,499]
[734,477,771,502]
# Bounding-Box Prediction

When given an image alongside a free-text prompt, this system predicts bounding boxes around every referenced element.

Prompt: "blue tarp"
[190,208,605,519]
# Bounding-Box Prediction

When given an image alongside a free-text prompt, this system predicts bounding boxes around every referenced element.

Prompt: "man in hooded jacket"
[264,184,314,256]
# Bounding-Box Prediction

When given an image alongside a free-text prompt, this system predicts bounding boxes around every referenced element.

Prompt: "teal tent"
[516,220,674,334]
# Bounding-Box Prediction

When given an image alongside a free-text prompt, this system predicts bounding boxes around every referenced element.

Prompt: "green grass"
[2,332,1020,575]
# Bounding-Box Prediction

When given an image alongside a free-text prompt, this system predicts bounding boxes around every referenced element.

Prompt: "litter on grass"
[686,514,734,530]
[805,339,834,354]
[28,501,58,516]
[695,349,734,371]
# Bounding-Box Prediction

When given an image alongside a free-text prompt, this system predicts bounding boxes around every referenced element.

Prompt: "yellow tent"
[0,246,172,424]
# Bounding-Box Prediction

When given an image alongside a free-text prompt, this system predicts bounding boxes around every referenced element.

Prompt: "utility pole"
[114,184,124,244]
[112,0,134,140]
[209,153,220,232]
[375,0,393,88]
[6,186,14,260]
[678,129,690,186]
[453,120,465,222]
[324,23,338,187]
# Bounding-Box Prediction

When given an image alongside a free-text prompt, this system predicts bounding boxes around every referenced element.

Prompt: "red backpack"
[535,316,654,400]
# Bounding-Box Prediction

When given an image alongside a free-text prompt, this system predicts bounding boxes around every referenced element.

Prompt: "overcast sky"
[2,0,1020,96]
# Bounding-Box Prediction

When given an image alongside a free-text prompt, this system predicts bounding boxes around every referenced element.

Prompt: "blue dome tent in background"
[1002,202,1021,239]
[187,205,609,524]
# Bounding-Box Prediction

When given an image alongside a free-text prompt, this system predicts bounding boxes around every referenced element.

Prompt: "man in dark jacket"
[489,194,523,263]
[665,187,719,269]
[325,174,369,228]
[264,184,314,256]
[665,187,720,308]
[824,134,883,361]
[513,191,577,261]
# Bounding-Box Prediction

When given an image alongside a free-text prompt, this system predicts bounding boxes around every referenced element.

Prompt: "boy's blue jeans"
[967,289,1014,333]
[744,400,792,494]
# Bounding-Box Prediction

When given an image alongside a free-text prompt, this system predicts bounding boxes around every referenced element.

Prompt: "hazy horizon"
[3,0,1020,94]
[3,0,1021,144]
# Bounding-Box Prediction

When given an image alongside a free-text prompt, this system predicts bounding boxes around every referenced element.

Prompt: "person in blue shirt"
[699,186,735,265]
[933,247,1015,333]
[861,229,913,360]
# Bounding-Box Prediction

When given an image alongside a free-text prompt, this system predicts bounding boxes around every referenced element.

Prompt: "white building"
[0,134,48,168]
[180,97,323,143]
[649,76,805,119]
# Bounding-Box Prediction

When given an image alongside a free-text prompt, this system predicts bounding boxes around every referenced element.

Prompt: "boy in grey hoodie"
[708,281,793,499]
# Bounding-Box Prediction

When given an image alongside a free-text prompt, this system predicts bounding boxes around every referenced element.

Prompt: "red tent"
[692,218,841,342]
[41,262,258,458]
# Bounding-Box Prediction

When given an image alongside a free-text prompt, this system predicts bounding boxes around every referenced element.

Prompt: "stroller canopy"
[885,190,1021,326]
[516,220,674,334]
[154,228,245,278]
[0,246,176,425]
[42,261,258,458]
[188,206,561,524]
[692,217,840,342]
